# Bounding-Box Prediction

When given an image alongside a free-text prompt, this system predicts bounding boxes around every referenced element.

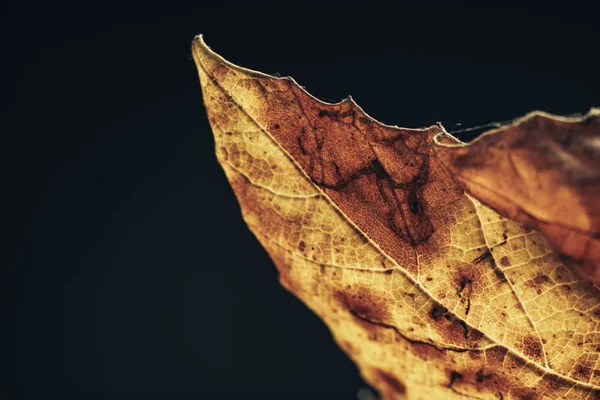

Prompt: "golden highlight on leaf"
[433,110,600,285]
[192,35,600,399]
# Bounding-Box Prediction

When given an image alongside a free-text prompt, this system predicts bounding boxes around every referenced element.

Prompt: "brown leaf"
[433,110,600,284]
[192,35,600,399]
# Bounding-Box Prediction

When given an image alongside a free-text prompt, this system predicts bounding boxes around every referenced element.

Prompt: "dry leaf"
[192,35,600,399]
[432,110,600,284]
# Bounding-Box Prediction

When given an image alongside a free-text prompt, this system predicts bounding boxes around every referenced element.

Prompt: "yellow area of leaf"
[192,35,600,399]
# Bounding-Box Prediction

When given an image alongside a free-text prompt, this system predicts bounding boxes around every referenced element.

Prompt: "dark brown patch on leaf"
[298,240,306,252]
[453,264,483,315]
[522,335,544,360]
[473,250,492,264]
[410,341,446,362]
[246,80,466,274]
[476,369,493,383]
[510,387,540,400]
[456,276,472,297]
[430,304,448,320]
[492,267,507,283]
[448,370,463,388]
[429,302,485,343]
[374,369,407,395]
[574,360,593,381]
[533,274,550,285]
[486,347,508,365]
[336,289,389,325]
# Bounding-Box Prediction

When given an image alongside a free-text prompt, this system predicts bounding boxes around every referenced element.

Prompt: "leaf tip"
[191,35,285,82]
[191,34,214,65]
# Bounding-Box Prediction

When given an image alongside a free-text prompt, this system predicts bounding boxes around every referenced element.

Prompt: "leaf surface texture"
[193,36,600,399]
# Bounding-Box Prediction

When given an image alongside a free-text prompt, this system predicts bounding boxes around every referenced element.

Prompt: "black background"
[7,1,599,399]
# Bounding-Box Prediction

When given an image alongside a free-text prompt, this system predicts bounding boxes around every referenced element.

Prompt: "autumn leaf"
[192,35,600,399]
[432,110,600,285]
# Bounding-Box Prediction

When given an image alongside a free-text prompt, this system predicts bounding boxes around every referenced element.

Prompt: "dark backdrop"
[7,1,599,399]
